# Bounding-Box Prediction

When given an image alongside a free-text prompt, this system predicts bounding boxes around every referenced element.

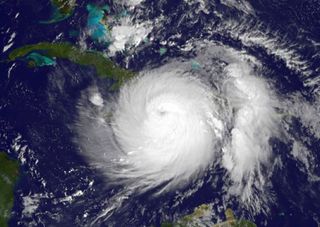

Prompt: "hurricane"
[111,69,225,191]
[75,44,282,219]
[77,63,225,191]
[3,0,320,226]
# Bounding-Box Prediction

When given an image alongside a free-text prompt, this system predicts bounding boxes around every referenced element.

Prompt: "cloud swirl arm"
[109,70,225,191]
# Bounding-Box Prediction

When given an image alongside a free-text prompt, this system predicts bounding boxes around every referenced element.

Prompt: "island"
[86,3,111,44]
[8,42,135,89]
[0,152,19,227]
[159,204,257,227]
[40,0,77,24]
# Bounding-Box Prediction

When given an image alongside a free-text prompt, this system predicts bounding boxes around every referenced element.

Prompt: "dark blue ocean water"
[1,0,320,226]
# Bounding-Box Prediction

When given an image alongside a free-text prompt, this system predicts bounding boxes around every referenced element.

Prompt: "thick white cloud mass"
[75,43,320,218]
[222,63,280,205]
[77,67,227,197]
[76,53,279,197]
[110,70,225,191]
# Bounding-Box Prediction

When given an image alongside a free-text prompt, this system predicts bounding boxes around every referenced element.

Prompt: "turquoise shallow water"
[39,1,75,24]
[1,0,320,226]
[26,52,56,67]
[86,4,111,44]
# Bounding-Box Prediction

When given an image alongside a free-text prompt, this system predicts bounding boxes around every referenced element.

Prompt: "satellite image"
[1,0,320,226]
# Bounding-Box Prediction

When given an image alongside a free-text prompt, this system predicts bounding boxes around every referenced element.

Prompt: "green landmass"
[52,0,75,15]
[213,208,256,227]
[8,42,135,89]
[0,152,19,227]
[40,0,76,24]
[179,204,210,224]
[158,205,257,227]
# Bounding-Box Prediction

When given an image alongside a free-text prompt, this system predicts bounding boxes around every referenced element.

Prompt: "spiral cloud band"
[111,70,224,191]
[76,45,281,212]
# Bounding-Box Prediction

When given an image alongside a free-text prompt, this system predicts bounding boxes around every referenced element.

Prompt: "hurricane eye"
[158,109,167,115]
